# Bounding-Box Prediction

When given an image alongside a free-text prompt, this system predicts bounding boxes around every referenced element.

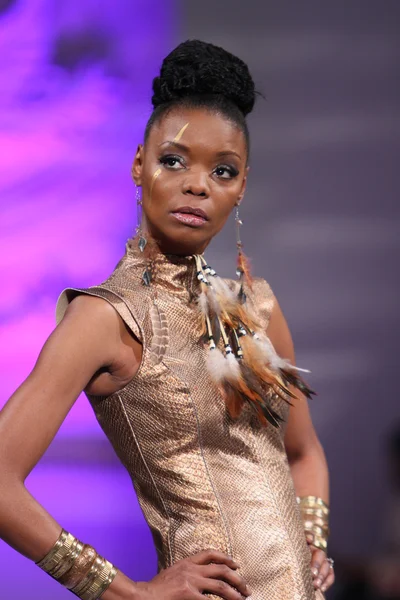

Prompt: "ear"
[131,144,144,185]
[237,165,250,205]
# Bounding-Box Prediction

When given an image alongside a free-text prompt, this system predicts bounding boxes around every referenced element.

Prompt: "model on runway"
[0,40,334,599]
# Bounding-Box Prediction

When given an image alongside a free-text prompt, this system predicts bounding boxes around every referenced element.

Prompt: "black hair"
[144,40,257,157]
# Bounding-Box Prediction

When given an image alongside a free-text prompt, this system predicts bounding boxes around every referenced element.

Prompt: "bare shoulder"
[62,293,142,396]
[64,293,120,321]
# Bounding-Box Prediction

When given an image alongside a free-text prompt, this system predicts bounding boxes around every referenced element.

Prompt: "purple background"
[0,0,176,597]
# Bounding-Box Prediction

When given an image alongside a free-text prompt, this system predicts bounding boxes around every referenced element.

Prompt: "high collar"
[124,236,200,302]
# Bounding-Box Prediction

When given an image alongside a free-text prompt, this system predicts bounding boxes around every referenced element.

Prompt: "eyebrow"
[158,141,242,160]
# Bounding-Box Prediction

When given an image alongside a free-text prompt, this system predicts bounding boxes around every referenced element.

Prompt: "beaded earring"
[234,201,252,304]
[194,200,316,427]
[133,184,153,286]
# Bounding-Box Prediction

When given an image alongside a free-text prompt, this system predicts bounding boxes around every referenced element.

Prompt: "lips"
[171,206,209,221]
[170,206,210,228]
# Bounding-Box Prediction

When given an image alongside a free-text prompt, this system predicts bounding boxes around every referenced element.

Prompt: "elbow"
[0,466,25,506]
[0,473,25,537]
[286,435,326,466]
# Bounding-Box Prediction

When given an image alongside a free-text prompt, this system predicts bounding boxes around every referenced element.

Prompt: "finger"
[320,570,335,593]
[203,563,250,597]
[306,532,314,546]
[314,560,332,589]
[189,549,239,569]
[311,549,327,578]
[199,576,249,600]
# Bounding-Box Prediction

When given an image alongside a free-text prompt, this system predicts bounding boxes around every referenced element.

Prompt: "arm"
[0,296,249,600]
[0,295,141,599]
[266,295,329,502]
[267,294,334,594]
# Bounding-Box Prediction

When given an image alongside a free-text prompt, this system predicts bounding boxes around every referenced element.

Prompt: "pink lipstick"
[171,206,209,227]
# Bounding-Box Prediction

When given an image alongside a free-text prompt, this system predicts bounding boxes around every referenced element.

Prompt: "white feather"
[254,333,311,373]
[258,334,285,370]
[284,363,311,374]
[197,290,209,316]
[206,348,228,383]
[206,287,221,314]
[211,276,236,302]
[226,352,241,380]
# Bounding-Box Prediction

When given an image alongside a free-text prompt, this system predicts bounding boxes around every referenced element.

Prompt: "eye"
[159,154,185,169]
[213,164,239,180]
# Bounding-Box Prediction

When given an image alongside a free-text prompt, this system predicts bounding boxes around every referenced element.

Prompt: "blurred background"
[0,1,399,598]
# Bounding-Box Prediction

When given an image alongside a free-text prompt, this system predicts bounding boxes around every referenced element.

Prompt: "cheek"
[142,162,163,201]
[149,168,162,200]
[143,168,175,215]
[213,185,240,215]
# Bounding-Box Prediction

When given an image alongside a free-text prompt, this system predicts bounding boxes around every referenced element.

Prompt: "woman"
[0,40,334,599]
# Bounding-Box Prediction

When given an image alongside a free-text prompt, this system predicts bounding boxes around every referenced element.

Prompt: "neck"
[126,234,200,300]
[140,220,209,257]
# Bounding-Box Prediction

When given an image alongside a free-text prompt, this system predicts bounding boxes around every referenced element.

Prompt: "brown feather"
[217,305,259,336]
[149,301,168,366]
[237,251,254,290]
[240,335,297,403]
[237,364,284,428]
[215,355,287,428]
[222,381,246,418]
[280,368,316,400]
[198,253,316,428]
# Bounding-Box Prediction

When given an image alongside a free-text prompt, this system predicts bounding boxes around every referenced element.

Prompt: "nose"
[182,171,209,198]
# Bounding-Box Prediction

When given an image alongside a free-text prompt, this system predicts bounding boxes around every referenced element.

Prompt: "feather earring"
[195,247,316,428]
[195,255,288,427]
[235,203,253,298]
[133,184,155,286]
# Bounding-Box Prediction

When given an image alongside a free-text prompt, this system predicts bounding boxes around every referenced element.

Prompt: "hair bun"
[152,40,256,116]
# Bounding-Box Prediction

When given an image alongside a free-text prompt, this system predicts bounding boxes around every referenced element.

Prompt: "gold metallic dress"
[56,242,324,600]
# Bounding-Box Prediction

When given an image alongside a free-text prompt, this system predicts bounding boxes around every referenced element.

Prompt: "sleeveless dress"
[56,242,324,600]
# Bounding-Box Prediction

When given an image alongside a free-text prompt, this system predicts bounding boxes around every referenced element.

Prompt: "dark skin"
[0,106,333,599]
[132,108,248,256]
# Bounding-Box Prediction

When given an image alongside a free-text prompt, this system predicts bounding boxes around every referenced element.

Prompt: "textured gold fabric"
[56,243,324,600]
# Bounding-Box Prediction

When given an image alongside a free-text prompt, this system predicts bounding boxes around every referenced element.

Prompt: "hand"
[308,543,335,594]
[133,549,251,600]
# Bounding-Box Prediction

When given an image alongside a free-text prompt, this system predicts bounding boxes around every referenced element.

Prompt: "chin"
[152,224,210,255]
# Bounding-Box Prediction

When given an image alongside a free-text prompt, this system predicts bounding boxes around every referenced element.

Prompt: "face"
[132,107,249,255]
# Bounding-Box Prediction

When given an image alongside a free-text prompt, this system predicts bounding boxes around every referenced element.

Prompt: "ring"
[326,557,334,569]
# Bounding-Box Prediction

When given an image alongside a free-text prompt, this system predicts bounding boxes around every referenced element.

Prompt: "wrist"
[100,571,140,600]
[35,528,120,599]
[297,495,330,551]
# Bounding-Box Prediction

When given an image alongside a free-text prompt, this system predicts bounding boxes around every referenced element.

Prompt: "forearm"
[0,479,138,599]
[0,478,62,560]
[288,441,331,552]
[288,440,329,502]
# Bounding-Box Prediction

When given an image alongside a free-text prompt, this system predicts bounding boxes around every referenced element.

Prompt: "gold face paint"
[150,167,161,199]
[173,122,189,143]
[148,124,188,201]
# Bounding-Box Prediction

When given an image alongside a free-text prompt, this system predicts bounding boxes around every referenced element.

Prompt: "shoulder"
[250,277,275,304]
[55,249,142,343]
[246,277,276,329]
[65,293,119,322]
[229,276,293,357]
[59,294,124,348]
[249,277,276,330]
[223,276,276,330]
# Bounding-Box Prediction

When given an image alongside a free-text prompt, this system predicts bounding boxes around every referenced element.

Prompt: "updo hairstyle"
[144,40,257,156]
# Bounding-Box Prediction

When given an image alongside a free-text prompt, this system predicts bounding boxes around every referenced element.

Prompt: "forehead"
[148,107,246,156]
